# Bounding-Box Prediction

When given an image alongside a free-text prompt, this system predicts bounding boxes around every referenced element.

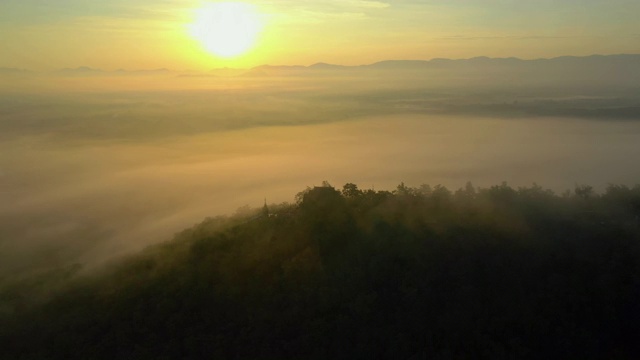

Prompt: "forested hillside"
[2,182,639,359]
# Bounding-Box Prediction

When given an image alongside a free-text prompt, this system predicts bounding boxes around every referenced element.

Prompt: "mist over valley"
[2,54,640,359]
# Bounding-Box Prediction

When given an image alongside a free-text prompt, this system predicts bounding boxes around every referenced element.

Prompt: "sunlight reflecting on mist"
[2,114,640,274]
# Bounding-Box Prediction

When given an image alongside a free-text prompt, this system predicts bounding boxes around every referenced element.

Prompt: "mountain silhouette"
[4,53,633,79]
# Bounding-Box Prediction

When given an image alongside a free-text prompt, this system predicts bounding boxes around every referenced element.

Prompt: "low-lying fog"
[1,73,640,276]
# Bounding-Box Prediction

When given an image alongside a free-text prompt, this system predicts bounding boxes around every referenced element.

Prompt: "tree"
[342,183,362,198]
[295,186,312,205]
[455,181,476,202]
[575,184,594,199]
[395,182,416,196]
[487,181,517,203]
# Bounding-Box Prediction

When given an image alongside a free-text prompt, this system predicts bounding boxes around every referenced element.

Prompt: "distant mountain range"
[250,53,640,70]
[0,67,30,75]
[245,54,640,73]
[235,54,640,85]
[56,67,172,76]
[2,54,639,79]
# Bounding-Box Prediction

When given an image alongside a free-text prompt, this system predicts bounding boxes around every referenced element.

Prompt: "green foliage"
[342,183,362,198]
[1,182,640,359]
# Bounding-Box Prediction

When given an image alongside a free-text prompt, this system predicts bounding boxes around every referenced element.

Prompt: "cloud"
[0,0,195,26]
[349,1,390,9]
[439,35,572,41]
[260,0,390,22]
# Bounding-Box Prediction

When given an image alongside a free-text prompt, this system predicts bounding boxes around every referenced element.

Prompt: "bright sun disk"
[189,2,262,58]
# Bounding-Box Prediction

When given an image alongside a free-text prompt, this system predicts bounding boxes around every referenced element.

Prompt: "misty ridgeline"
[1,181,640,359]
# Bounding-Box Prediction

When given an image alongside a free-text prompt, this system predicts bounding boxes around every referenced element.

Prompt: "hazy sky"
[1,0,639,70]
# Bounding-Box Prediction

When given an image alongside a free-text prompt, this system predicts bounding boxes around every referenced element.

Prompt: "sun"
[189,2,262,58]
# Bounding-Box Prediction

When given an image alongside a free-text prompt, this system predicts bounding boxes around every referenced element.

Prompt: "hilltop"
[1,181,639,359]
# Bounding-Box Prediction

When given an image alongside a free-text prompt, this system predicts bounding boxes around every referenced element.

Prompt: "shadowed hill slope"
[1,182,640,359]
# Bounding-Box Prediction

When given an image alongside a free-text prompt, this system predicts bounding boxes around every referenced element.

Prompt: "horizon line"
[2,52,639,74]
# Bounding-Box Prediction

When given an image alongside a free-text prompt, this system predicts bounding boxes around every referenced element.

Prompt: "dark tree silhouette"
[1,181,639,360]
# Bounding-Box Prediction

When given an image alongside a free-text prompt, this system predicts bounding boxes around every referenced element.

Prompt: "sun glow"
[189,2,262,58]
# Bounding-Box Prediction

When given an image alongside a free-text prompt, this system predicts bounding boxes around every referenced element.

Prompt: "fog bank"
[2,114,640,275]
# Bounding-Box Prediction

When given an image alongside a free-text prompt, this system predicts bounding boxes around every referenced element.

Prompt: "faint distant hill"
[241,63,346,77]
[365,54,640,71]
[308,62,347,70]
[239,54,640,73]
[57,66,105,76]
[239,54,640,86]
[56,67,173,77]
[116,68,172,76]
[365,56,524,69]
[249,64,307,75]
[0,67,30,74]
[33,54,640,87]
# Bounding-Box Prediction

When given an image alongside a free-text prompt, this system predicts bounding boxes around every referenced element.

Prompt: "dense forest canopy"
[1,181,639,359]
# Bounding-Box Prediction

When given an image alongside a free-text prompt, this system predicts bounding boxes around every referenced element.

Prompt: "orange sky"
[1,0,639,70]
